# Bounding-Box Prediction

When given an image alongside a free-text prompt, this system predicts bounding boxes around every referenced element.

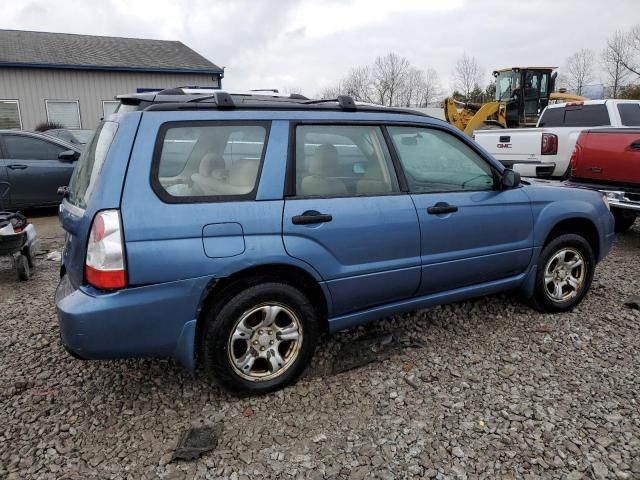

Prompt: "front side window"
[294,125,399,197]
[388,126,495,193]
[155,123,267,200]
[4,135,66,160]
[0,100,22,129]
[46,100,82,128]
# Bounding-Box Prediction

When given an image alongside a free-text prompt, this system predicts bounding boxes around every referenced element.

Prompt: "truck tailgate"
[474,128,543,164]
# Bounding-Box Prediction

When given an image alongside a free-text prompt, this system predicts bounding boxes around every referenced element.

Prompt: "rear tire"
[202,282,320,394]
[530,234,595,312]
[612,208,636,233]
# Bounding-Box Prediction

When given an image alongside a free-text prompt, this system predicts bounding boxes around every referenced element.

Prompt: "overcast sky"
[2,0,640,95]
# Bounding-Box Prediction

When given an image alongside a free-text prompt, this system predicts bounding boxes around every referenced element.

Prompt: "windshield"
[495,71,520,101]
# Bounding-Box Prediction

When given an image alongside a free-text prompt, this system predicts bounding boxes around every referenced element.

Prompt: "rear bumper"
[55,274,211,370]
[502,161,556,178]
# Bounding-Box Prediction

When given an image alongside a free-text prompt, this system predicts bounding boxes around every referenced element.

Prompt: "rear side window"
[618,103,640,126]
[67,121,118,209]
[293,125,399,197]
[153,122,268,201]
[539,104,610,127]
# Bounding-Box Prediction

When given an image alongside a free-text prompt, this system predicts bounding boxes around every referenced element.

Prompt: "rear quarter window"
[152,122,269,202]
[67,121,118,209]
[617,103,640,126]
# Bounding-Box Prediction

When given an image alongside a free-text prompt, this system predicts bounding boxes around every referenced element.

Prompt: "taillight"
[541,133,558,155]
[85,209,127,290]
[569,144,580,174]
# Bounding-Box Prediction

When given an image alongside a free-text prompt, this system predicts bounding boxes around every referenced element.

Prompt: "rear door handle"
[427,202,458,215]
[7,164,27,170]
[630,140,640,150]
[292,210,333,225]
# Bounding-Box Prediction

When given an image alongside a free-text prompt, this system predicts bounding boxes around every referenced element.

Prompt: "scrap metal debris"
[332,330,426,374]
[171,420,223,461]
[623,296,640,310]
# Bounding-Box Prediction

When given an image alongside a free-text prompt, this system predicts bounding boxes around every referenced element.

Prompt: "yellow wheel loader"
[444,67,585,136]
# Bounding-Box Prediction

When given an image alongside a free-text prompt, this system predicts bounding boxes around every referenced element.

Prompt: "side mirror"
[502,168,521,189]
[58,150,79,162]
[352,162,366,175]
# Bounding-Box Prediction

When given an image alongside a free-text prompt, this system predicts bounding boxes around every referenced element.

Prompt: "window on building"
[102,101,120,119]
[45,100,82,128]
[0,100,22,129]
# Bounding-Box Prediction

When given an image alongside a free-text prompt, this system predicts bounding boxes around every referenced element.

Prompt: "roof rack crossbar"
[186,91,235,109]
[304,95,357,111]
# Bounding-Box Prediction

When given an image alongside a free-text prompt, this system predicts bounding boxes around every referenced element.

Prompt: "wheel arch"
[194,263,329,364]
[541,216,600,260]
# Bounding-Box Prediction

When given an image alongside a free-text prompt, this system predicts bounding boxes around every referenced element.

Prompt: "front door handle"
[7,164,27,170]
[427,202,458,215]
[629,139,640,150]
[292,210,333,225]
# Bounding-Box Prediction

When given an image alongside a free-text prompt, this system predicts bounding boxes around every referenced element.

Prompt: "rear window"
[539,104,610,127]
[618,103,640,126]
[153,122,268,201]
[67,121,118,209]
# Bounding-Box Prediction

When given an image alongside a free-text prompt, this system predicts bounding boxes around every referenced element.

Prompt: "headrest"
[308,144,338,176]
[199,153,225,176]
[228,159,260,187]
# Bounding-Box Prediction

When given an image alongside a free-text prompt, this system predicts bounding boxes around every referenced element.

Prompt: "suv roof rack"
[117,88,430,117]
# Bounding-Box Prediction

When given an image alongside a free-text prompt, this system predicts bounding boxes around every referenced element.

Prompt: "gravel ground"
[1,221,639,480]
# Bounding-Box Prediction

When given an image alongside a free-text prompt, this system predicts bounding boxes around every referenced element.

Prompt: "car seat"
[300,144,347,196]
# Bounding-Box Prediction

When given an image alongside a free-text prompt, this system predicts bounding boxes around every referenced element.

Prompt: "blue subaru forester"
[55,90,615,394]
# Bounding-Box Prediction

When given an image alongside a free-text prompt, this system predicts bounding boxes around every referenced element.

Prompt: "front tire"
[202,282,319,394]
[530,234,595,312]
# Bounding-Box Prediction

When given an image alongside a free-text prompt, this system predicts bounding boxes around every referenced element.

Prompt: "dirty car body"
[55,90,615,393]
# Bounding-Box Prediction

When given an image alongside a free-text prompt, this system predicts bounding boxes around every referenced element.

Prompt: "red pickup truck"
[568,129,640,232]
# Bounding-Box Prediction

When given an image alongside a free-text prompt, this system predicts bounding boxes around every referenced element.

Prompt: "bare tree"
[618,25,640,77]
[317,83,343,99]
[565,49,594,96]
[419,68,443,106]
[342,66,373,102]
[317,53,443,107]
[453,53,483,101]
[371,53,411,106]
[400,67,425,107]
[601,30,631,97]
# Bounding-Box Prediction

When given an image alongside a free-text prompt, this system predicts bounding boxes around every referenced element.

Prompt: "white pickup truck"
[474,99,640,178]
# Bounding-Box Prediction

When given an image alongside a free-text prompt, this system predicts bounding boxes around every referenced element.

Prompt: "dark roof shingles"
[0,30,222,73]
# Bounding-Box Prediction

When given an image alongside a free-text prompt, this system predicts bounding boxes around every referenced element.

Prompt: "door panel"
[3,134,75,207]
[386,125,534,295]
[283,195,421,314]
[411,189,534,294]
